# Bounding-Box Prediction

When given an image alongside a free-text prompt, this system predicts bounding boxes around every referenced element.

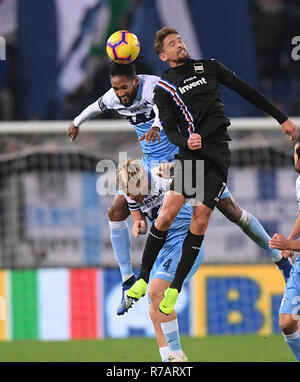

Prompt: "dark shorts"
[169,143,230,210]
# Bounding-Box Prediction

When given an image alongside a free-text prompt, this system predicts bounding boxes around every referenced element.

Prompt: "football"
[106,30,140,64]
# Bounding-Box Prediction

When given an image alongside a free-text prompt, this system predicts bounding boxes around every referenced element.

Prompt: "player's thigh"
[155,190,185,230]
[107,192,130,221]
[150,226,204,288]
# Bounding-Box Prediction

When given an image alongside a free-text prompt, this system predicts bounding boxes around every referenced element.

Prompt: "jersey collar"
[135,76,144,101]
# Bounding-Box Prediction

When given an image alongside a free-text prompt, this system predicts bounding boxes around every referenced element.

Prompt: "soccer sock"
[283,330,300,361]
[161,319,183,357]
[170,231,204,292]
[137,224,168,283]
[109,220,133,282]
[159,346,170,362]
[236,209,282,262]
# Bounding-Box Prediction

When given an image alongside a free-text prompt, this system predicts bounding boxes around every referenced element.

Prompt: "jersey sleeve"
[124,194,141,211]
[73,100,103,127]
[209,58,235,84]
[98,88,116,111]
[211,59,288,124]
[153,87,189,149]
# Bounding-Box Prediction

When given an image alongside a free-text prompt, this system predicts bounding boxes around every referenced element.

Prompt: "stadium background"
[0,0,299,360]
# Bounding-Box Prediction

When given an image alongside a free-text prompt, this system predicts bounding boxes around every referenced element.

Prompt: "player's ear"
[159,52,168,62]
[134,76,139,87]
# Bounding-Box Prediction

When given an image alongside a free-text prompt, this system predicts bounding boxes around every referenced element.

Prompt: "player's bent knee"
[148,285,164,307]
[107,204,129,221]
[279,314,298,334]
[156,213,175,231]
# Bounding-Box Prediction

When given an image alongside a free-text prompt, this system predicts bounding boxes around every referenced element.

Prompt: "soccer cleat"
[117,276,136,316]
[275,257,293,282]
[167,352,188,362]
[125,278,148,308]
[159,287,179,315]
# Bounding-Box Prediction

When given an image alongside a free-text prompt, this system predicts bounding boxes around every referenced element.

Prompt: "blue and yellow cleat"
[159,287,179,315]
[117,276,136,316]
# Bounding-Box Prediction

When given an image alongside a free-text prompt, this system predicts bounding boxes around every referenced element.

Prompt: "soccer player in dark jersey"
[126,26,298,315]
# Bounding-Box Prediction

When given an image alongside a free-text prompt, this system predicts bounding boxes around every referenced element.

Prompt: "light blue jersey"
[279,175,300,315]
[98,74,178,166]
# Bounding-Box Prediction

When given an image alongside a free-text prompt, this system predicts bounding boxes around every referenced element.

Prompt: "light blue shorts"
[279,258,300,315]
[220,185,231,200]
[149,222,204,285]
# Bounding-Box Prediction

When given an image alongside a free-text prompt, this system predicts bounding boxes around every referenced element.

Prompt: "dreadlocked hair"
[110,62,136,80]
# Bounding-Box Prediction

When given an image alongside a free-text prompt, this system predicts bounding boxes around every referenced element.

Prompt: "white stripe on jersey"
[125,168,169,222]
[98,74,160,126]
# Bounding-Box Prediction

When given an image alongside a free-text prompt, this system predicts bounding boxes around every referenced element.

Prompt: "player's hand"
[68,122,80,142]
[269,233,289,250]
[281,249,294,259]
[187,133,201,150]
[138,126,160,143]
[157,162,173,179]
[281,119,297,142]
[132,220,147,238]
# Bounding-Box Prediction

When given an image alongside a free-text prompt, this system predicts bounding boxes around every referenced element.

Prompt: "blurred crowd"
[0,0,299,122]
[251,0,300,116]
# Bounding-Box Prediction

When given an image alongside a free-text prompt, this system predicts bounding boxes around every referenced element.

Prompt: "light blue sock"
[161,319,181,351]
[236,209,282,262]
[109,220,133,281]
[283,331,300,361]
[159,346,169,362]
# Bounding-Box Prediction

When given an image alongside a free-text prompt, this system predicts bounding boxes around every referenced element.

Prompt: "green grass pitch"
[0,334,295,362]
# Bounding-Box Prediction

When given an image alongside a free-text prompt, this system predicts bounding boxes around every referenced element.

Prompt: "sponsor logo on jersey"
[178,77,207,94]
[183,76,197,84]
[193,62,204,74]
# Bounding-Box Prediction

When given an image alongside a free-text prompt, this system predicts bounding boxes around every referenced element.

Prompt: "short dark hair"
[154,26,179,56]
[110,62,136,80]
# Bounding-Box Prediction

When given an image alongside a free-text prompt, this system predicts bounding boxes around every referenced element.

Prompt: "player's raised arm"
[213,59,298,141]
[68,99,104,142]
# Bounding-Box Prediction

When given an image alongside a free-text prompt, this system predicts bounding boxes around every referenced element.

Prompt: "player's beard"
[175,50,189,65]
[119,89,138,106]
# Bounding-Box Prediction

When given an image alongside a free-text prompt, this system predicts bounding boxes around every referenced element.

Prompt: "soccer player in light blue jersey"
[269,138,300,362]
[68,63,292,316]
[118,158,203,362]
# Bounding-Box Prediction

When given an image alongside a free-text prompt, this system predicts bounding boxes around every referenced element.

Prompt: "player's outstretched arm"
[68,100,103,142]
[281,119,298,142]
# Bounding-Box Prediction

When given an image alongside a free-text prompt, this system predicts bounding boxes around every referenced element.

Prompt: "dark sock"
[171,230,204,292]
[138,224,168,283]
[123,275,135,286]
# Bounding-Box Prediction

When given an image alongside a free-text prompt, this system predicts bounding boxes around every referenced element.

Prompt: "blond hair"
[117,159,147,195]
